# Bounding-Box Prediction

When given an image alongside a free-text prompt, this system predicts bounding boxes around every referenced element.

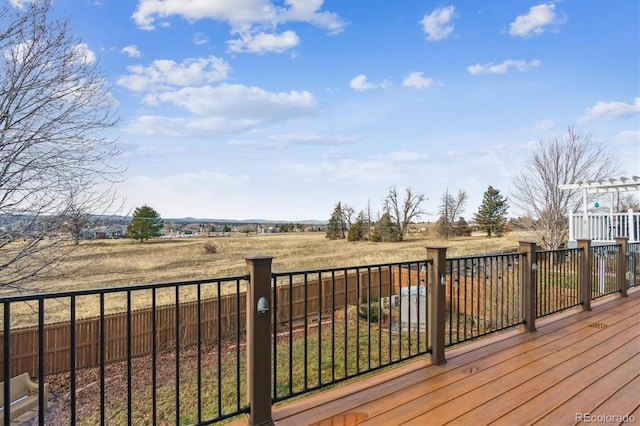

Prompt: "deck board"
[364,306,640,426]
[533,354,639,426]
[447,334,639,425]
[576,375,640,425]
[230,289,640,426]
[418,338,638,425]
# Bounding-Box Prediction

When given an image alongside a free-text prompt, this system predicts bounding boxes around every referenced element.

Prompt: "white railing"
[569,209,640,243]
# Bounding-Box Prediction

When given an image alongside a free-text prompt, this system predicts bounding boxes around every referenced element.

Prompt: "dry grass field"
[4,229,536,326]
[29,229,535,292]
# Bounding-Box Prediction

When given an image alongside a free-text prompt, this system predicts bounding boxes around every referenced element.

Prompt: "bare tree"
[617,194,640,212]
[511,127,620,249]
[340,203,356,228]
[60,180,122,245]
[437,188,468,238]
[383,186,427,238]
[0,2,121,289]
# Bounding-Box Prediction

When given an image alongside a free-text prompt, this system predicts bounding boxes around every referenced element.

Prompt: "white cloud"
[323,149,353,160]
[121,45,141,58]
[132,0,271,30]
[227,30,300,54]
[532,118,557,132]
[268,132,359,146]
[349,74,379,91]
[131,1,344,56]
[385,150,430,162]
[280,149,430,183]
[230,132,359,150]
[278,0,346,35]
[402,71,435,89]
[578,98,640,123]
[71,43,96,65]
[616,130,640,144]
[148,84,316,116]
[280,158,401,183]
[614,130,640,175]
[121,170,251,217]
[126,84,317,137]
[8,41,96,66]
[509,3,566,38]
[420,6,455,41]
[193,32,208,45]
[467,59,541,75]
[117,56,231,91]
[9,0,28,8]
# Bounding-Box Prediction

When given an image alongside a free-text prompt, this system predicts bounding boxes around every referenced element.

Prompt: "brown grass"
[4,230,535,326]
[29,230,533,290]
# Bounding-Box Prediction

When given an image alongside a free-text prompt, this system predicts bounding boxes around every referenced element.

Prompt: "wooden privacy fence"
[273,266,394,323]
[0,294,247,380]
[0,267,394,380]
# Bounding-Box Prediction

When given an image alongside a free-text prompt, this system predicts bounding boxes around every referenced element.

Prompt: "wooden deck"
[235,289,640,426]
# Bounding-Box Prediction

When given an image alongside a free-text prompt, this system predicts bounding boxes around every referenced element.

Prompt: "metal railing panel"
[591,245,620,299]
[445,252,523,346]
[0,276,249,425]
[536,249,581,317]
[270,260,430,403]
[628,243,640,289]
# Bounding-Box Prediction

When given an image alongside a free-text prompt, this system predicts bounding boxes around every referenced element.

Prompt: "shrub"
[358,300,386,323]
[203,242,218,254]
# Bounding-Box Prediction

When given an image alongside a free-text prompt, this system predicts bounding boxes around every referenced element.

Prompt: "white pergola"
[559,176,640,215]
[559,176,640,244]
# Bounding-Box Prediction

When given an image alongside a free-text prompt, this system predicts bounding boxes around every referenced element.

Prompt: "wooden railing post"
[577,239,592,311]
[426,246,447,365]
[519,241,537,332]
[615,237,629,297]
[244,254,274,426]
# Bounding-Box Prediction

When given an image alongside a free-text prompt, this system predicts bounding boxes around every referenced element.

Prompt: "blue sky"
[40,0,640,221]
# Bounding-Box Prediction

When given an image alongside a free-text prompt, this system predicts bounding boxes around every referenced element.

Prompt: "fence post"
[426,246,447,365]
[244,254,274,426]
[615,237,629,297]
[519,241,537,332]
[577,239,592,311]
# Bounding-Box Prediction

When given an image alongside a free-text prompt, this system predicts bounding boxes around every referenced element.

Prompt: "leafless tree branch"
[511,127,620,249]
[0,2,122,289]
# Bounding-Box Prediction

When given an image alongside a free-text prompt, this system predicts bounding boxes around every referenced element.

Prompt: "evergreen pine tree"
[127,205,163,242]
[474,186,509,237]
[325,202,346,240]
[347,212,367,241]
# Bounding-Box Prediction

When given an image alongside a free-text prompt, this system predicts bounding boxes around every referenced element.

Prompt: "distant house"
[84,225,126,239]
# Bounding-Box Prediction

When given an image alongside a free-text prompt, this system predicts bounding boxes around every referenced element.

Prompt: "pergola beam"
[558,176,640,194]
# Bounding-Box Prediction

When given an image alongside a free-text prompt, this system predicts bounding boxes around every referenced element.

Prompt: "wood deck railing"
[242,238,635,426]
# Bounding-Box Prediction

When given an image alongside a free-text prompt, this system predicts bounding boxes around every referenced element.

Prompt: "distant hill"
[164,217,326,226]
[0,214,326,227]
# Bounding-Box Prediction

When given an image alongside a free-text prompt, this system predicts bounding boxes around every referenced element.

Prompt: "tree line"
[325,185,509,242]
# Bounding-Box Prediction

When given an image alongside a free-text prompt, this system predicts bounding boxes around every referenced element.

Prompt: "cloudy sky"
[42,0,640,221]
